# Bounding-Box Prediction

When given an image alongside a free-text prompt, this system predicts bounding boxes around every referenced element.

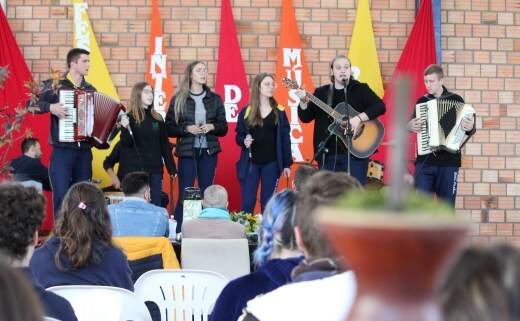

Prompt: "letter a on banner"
[274,0,314,188]
[72,0,120,188]
[146,0,176,210]
[214,0,249,211]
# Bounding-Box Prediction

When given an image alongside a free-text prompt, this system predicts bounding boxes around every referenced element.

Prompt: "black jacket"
[413,86,476,167]
[119,108,177,175]
[35,76,96,150]
[165,87,228,157]
[9,155,51,191]
[298,80,386,157]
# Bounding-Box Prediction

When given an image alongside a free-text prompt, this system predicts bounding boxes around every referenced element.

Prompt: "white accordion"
[415,99,475,156]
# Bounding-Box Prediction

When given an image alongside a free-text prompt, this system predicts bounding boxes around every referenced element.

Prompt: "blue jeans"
[149,173,163,207]
[240,161,280,214]
[174,149,217,232]
[319,153,369,186]
[49,146,92,216]
[414,164,459,207]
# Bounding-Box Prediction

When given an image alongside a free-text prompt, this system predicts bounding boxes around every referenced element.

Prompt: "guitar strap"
[327,83,334,107]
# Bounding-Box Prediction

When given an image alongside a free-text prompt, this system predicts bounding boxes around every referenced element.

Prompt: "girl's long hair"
[54,182,112,270]
[173,60,205,123]
[253,190,297,267]
[246,73,279,128]
[127,82,163,124]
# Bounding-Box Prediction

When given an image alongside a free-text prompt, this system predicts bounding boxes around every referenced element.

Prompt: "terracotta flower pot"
[319,209,468,321]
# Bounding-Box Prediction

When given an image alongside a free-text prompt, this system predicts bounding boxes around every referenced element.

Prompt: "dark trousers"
[414,164,459,207]
[149,173,163,207]
[49,146,92,216]
[240,161,280,214]
[174,149,217,232]
[319,153,369,186]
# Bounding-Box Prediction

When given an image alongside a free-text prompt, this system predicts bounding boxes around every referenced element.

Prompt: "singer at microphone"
[294,54,386,186]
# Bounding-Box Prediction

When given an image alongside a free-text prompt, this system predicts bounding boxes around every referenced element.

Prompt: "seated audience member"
[292,165,317,192]
[182,185,246,239]
[439,244,520,321]
[240,171,361,321]
[0,183,77,321]
[108,171,169,237]
[0,258,44,321]
[210,190,303,321]
[9,138,51,191]
[104,142,171,208]
[30,182,134,291]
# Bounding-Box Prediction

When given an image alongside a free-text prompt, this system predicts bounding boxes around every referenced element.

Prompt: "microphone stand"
[343,78,353,177]
[312,130,334,168]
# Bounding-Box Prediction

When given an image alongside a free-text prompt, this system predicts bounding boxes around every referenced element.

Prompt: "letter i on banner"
[145,0,176,211]
[214,0,249,211]
[273,0,315,189]
[72,0,120,188]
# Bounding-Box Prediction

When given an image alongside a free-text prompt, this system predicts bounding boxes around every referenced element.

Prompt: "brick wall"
[6,0,520,242]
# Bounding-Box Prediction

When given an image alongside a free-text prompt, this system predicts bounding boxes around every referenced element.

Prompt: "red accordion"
[58,90,124,147]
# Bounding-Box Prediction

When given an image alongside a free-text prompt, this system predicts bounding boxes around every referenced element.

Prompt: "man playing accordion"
[407,64,476,207]
[34,48,96,215]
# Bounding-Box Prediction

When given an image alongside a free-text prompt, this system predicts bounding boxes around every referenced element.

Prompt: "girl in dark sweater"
[119,82,177,206]
[30,182,133,291]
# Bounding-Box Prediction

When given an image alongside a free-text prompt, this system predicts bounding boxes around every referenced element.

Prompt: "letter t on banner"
[274,0,314,188]
[214,0,249,211]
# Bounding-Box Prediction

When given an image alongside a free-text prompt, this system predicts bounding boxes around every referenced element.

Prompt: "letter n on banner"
[214,0,249,211]
[146,0,176,211]
[274,0,314,189]
[72,0,120,188]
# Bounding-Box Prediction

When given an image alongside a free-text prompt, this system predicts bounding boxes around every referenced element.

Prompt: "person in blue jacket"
[236,73,293,214]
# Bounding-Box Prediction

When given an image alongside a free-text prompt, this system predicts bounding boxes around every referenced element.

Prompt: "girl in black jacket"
[119,82,177,206]
[165,61,228,231]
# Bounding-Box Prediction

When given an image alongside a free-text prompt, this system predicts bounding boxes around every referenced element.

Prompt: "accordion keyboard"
[416,102,431,155]
[59,90,76,142]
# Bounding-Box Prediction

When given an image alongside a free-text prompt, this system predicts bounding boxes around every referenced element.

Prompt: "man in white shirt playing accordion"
[407,64,476,207]
[34,48,96,216]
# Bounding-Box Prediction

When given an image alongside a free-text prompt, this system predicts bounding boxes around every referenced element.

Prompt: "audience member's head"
[294,171,362,259]
[254,190,299,267]
[0,258,43,321]
[202,185,228,209]
[55,182,112,270]
[121,171,151,201]
[21,137,42,158]
[0,183,45,265]
[439,244,520,321]
[293,165,318,191]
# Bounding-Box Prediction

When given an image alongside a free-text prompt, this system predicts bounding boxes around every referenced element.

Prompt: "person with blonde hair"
[165,61,228,232]
[236,73,292,213]
[118,81,177,206]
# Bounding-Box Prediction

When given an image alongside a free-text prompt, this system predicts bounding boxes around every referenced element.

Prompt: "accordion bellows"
[59,90,124,146]
[416,99,475,155]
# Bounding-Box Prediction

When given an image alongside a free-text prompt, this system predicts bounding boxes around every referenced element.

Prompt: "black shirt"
[250,111,277,165]
[9,155,51,191]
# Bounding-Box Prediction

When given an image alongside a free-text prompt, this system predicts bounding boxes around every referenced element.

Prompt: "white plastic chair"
[181,238,250,279]
[134,269,228,321]
[46,285,152,321]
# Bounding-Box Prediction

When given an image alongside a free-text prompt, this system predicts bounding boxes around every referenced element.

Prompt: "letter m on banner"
[274,0,314,188]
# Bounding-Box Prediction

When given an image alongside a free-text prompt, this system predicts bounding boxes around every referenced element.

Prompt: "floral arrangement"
[230,211,261,234]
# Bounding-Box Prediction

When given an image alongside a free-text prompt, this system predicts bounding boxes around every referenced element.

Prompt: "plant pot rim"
[318,206,469,230]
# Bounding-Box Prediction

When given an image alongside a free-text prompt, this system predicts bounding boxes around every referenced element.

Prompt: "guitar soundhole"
[354,123,365,140]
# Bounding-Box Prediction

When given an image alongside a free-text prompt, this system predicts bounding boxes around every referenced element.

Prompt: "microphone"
[117,113,133,136]
[246,134,252,158]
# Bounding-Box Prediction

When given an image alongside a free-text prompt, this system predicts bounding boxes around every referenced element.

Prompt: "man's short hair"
[121,171,149,196]
[0,183,45,259]
[21,138,39,154]
[424,64,444,79]
[203,185,228,209]
[293,165,318,191]
[295,171,362,258]
[66,48,90,68]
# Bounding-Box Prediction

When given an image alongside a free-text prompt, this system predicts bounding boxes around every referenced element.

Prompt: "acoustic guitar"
[282,77,385,158]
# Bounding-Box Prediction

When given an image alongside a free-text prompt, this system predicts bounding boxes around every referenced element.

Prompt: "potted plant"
[230,211,261,243]
[318,189,468,321]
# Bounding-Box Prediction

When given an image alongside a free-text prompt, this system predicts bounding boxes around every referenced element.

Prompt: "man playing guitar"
[295,55,386,185]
